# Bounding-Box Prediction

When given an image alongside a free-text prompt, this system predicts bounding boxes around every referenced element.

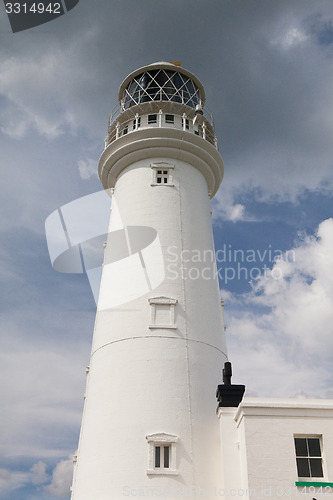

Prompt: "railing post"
[182,113,187,131]
[116,122,120,140]
[158,109,163,128]
[202,122,206,140]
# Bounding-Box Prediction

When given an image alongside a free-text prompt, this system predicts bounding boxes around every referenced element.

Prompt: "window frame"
[294,435,324,480]
[146,433,178,475]
[148,114,157,124]
[150,162,174,187]
[165,114,175,124]
[148,296,177,329]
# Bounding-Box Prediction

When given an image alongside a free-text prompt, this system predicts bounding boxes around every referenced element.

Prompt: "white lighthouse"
[70,62,228,499]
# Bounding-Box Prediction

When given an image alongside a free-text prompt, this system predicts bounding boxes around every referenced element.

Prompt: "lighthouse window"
[122,126,128,135]
[165,114,174,124]
[148,297,177,329]
[148,114,157,124]
[156,170,169,184]
[154,445,170,469]
[146,433,178,475]
[294,436,323,478]
[155,446,160,467]
[164,446,170,468]
[151,163,174,187]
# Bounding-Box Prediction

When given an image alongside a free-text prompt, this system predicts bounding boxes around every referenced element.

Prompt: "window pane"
[163,171,168,174]
[157,170,162,174]
[155,70,168,87]
[308,439,321,457]
[155,446,160,468]
[139,73,150,89]
[297,458,310,477]
[148,114,157,124]
[164,446,170,468]
[310,458,323,477]
[164,177,168,183]
[165,114,174,123]
[295,438,308,457]
[157,178,161,184]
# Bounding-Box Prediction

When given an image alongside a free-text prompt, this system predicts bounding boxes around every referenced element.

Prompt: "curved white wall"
[71,155,227,499]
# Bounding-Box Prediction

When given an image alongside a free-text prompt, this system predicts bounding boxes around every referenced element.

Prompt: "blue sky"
[0,0,333,498]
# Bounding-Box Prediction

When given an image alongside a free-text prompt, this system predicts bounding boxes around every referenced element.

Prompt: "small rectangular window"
[165,114,174,124]
[151,163,174,187]
[156,170,169,185]
[154,445,169,469]
[123,126,128,135]
[294,437,323,478]
[146,433,178,476]
[148,114,157,124]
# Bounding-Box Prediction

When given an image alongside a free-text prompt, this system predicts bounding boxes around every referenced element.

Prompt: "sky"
[0,0,333,498]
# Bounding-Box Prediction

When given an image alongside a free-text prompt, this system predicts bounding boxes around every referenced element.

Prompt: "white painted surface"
[218,398,333,500]
[71,64,226,500]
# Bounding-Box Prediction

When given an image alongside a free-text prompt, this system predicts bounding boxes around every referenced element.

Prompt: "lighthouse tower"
[70,62,227,499]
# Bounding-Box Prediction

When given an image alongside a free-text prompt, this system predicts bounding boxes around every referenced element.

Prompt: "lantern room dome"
[118,62,206,110]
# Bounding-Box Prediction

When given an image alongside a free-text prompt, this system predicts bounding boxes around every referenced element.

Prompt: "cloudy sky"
[0,0,333,498]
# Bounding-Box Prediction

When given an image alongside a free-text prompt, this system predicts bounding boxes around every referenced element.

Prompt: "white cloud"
[31,461,49,485]
[44,458,73,497]
[0,469,30,495]
[0,325,89,461]
[0,56,66,139]
[78,158,98,180]
[273,27,308,49]
[213,190,247,222]
[225,219,333,397]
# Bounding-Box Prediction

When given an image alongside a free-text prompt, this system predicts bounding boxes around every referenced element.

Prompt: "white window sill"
[150,183,174,187]
[146,469,178,476]
[149,325,177,329]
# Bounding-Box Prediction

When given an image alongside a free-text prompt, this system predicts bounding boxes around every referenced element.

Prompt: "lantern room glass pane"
[123,71,201,108]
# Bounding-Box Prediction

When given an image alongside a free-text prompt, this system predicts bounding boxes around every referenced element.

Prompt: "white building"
[69,62,333,500]
[218,397,333,499]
